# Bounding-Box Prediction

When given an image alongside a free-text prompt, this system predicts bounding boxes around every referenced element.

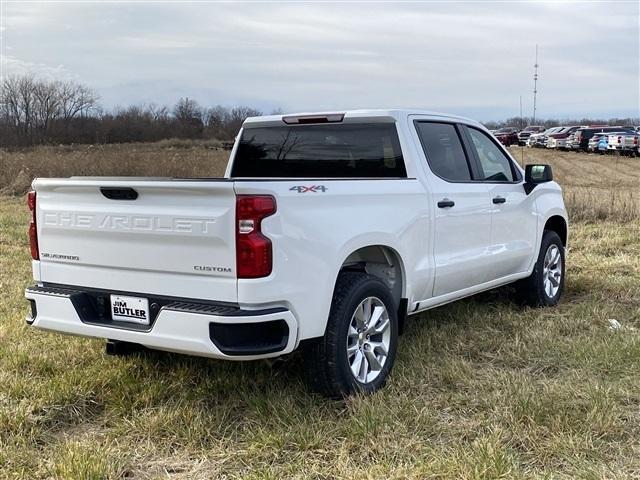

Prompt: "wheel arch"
[544,215,568,246]
[336,244,407,333]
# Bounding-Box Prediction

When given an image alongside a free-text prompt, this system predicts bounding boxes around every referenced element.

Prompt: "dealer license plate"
[110,295,150,325]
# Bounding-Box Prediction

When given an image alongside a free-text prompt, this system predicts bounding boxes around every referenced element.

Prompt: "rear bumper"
[25,284,299,360]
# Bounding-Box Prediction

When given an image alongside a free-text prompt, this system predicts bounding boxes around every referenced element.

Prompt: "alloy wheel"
[346,297,391,384]
[543,244,562,298]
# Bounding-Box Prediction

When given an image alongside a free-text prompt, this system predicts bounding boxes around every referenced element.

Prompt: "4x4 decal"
[289,185,327,193]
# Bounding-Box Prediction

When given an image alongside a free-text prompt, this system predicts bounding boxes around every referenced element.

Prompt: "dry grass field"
[0,139,230,196]
[0,142,639,478]
[509,147,640,223]
[1,142,638,223]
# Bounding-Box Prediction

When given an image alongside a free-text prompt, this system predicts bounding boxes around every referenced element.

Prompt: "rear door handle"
[492,196,506,204]
[437,199,455,208]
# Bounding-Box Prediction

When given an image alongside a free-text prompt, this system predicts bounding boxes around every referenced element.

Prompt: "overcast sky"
[1,1,639,121]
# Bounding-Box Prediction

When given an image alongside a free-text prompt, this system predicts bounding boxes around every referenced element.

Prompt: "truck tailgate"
[33,178,238,302]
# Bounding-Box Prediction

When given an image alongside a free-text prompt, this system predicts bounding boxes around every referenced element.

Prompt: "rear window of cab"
[231,123,407,178]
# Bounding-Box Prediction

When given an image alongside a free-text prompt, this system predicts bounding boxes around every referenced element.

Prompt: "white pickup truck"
[606,132,639,156]
[25,110,568,397]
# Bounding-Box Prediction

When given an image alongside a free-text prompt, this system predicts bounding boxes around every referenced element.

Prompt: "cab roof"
[242,109,485,130]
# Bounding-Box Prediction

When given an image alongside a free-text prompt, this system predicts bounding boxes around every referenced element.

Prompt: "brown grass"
[1,143,640,477]
[1,196,639,478]
[0,140,230,196]
[510,147,639,222]
[1,141,638,223]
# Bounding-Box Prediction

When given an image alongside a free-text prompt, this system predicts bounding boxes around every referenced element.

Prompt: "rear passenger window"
[467,128,516,182]
[414,122,471,182]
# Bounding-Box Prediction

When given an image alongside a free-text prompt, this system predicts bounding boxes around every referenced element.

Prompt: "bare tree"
[173,97,203,138]
[1,75,99,145]
[173,97,202,122]
[148,103,170,122]
[58,80,99,125]
[0,76,23,135]
[0,75,38,143]
[33,80,61,142]
[204,105,230,139]
[227,106,261,139]
[205,105,261,140]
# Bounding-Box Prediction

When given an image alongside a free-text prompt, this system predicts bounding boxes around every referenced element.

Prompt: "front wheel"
[303,272,398,398]
[516,230,565,307]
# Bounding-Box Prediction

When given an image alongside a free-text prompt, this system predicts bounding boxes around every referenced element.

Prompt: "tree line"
[0,75,266,147]
[1,74,637,148]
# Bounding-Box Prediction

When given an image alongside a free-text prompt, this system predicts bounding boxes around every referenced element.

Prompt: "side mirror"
[524,164,553,194]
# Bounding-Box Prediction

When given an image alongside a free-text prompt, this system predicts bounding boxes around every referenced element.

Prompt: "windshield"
[231,123,406,178]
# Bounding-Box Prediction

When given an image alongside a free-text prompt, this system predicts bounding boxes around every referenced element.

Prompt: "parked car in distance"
[528,127,563,147]
[607,132,640,156]
[24,109,569,397]
[546,126,582,149]
[574,126,633,151]
[518,126,545,145]
[565,132,580,150]
[494,127,520,146]
[597,135,610,154]
[588,132,609,152]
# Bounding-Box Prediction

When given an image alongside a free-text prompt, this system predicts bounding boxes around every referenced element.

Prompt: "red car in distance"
[493,127,520,146]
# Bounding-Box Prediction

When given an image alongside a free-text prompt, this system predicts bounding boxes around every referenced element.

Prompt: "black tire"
[303,272,399,398]
[516,230,565,307]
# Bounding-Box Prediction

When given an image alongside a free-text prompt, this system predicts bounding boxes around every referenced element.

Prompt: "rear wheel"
[303,272,398,398]
[516,230,565,307]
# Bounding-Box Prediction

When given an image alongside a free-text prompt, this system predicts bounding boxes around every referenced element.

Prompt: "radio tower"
[532,44,539,124]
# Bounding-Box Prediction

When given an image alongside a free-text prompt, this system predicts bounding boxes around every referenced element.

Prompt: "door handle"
[492,196,506,204]
[437,199,455,208]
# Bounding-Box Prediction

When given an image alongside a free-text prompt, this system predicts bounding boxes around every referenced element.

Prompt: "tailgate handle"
[100,187,138,200]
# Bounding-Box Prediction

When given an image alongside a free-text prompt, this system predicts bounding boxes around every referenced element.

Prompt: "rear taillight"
[236,195,276,278]
[618,136,622,143]
[634,137,638,145]
[27,190,39,260]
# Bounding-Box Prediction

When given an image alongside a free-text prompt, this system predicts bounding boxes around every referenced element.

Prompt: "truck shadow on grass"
[121,285,527,402]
